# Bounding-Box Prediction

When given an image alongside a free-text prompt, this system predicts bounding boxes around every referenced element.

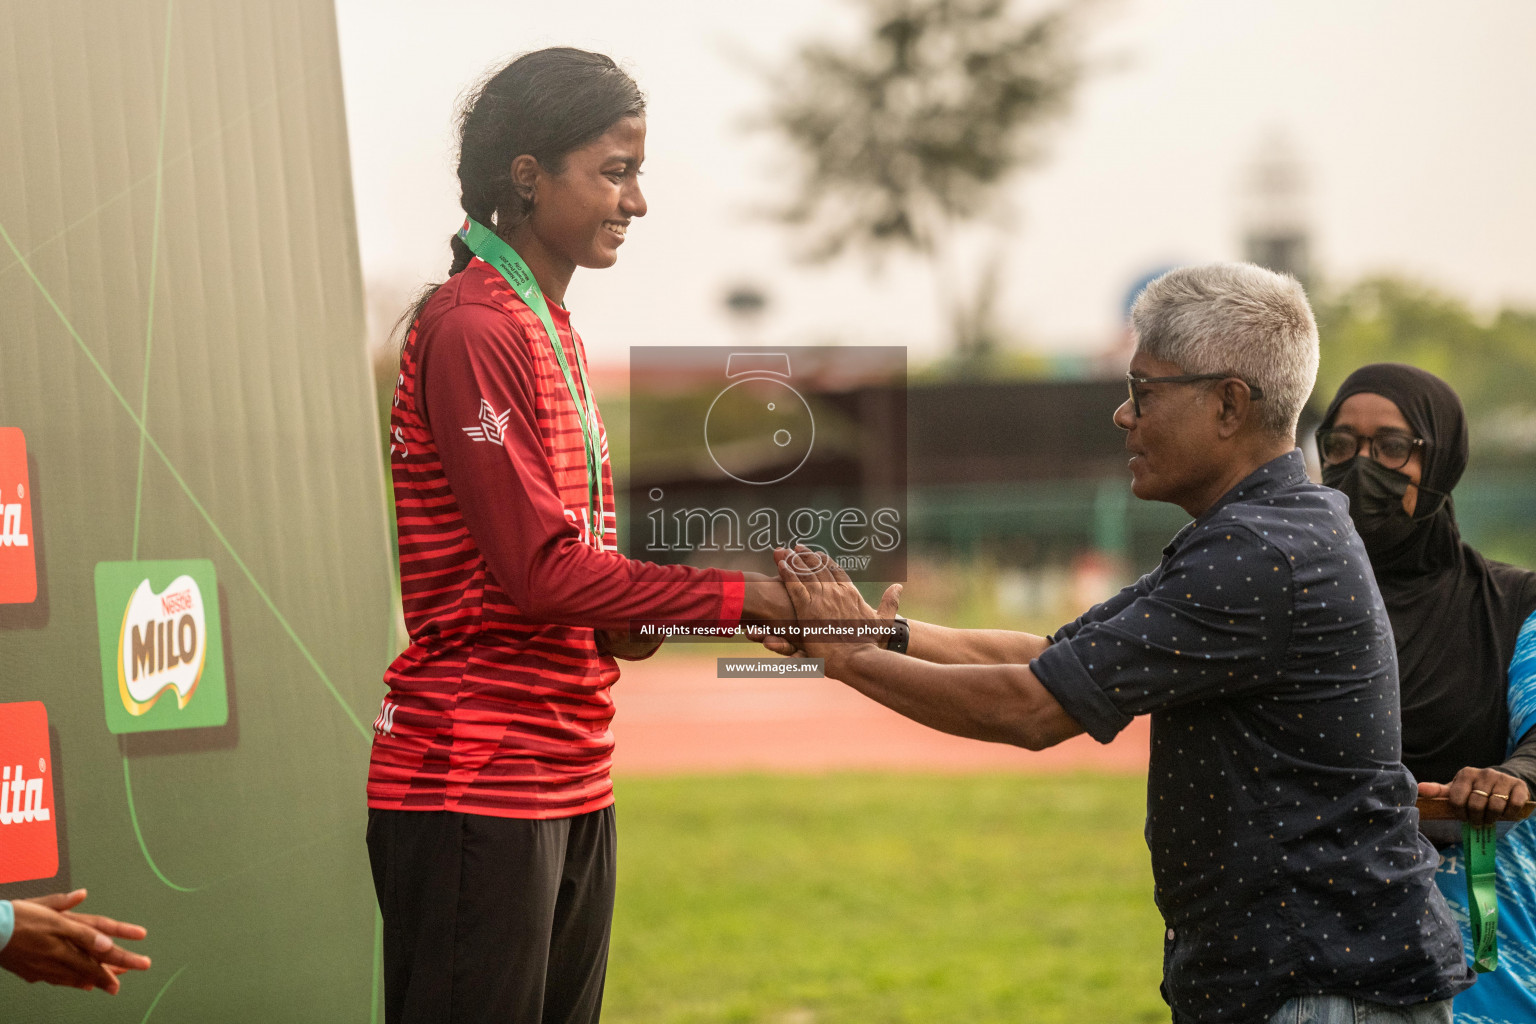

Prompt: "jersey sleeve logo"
[462,399,511,446]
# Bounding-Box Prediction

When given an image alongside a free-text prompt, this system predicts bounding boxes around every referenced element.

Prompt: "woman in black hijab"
[1318,363,1536,1020]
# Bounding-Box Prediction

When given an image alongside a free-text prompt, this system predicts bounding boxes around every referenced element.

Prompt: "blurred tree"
[1313,277,1536,463]
[764,0,1084,361]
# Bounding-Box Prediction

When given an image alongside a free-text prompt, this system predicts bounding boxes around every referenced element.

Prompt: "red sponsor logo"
[0,427,37,604]
[0,701,59,884]
[160,589,194,615]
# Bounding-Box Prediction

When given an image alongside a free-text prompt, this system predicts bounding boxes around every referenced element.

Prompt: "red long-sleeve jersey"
[367,259,744,819]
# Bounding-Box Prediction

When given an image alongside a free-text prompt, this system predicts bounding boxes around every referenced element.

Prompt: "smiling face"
[519,115,648,275]
[1326,392,1423,515]
[1113,349,1227,511]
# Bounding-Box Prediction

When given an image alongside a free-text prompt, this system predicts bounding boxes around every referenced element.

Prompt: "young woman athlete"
[366,48,792,1024]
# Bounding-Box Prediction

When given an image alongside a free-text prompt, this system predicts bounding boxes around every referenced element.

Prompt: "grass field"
[605,773,1170,1024]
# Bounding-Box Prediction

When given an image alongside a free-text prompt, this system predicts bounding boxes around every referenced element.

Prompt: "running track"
[610,653,1151,775]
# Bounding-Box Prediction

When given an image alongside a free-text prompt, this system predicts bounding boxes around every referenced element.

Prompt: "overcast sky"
[334,0,1536,365]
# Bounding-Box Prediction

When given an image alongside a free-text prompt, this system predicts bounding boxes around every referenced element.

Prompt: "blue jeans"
[1264,994,1453,1024]
[1173,996,1452,1024]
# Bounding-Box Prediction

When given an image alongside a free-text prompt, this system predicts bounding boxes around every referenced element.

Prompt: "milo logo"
[96,560,227,734]
[118,575,208,714]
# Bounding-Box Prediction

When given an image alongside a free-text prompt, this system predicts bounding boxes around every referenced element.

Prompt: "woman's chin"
[580,246,622,270]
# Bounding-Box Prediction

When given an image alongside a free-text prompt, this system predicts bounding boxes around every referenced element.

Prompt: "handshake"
[743,547,905,672]
[596,547,904,671]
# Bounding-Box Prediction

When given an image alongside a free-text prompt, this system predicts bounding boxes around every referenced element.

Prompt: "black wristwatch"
[888,614,910,655]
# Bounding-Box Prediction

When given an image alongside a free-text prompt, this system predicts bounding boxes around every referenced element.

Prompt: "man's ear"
[1212,378,1255,440]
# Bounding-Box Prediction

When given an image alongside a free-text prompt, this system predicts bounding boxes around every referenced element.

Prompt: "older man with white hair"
[772,263,1473,1023]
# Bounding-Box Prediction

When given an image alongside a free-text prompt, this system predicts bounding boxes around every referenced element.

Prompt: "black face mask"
[1322,456,1446,556]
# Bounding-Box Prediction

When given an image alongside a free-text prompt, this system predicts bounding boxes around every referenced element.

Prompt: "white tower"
[1241,131,1312,288]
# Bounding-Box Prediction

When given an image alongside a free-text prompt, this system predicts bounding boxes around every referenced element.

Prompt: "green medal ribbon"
[1463,823,1499,972]
[457,217,604,546]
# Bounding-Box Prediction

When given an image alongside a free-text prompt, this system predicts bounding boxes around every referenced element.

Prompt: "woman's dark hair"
[398,48,645,339]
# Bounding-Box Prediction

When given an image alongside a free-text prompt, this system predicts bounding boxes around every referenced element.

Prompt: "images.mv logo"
[0,427,37,604]
[95,560,228,734]
[0,701,59,884]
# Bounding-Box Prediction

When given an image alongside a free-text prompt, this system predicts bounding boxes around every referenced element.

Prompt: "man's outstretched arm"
[903,617,1051,666]
[830,645,1083,750]
[758,575,1050,666]
[775,553,1083,750]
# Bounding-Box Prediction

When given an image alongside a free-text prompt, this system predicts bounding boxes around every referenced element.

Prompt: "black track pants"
[367,806,617,1024]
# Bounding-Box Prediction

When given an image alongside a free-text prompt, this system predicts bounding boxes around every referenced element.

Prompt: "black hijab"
[1318,363,1536,784]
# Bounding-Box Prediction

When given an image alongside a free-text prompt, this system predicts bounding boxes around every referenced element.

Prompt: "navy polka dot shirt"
[1032,450,1473,1021]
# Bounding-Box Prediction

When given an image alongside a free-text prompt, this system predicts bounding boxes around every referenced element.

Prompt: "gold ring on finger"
[1492,792,1510,802]
[1472,789,1491,798]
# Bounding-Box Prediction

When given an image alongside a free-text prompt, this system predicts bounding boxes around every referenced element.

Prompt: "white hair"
[1130,262,1319,438]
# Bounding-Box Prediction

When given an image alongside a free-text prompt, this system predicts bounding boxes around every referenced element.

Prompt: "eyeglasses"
[1316,427,1424,470]
[1124,373,1265,418]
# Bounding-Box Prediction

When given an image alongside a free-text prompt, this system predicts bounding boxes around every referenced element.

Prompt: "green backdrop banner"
[0,0,397,1018]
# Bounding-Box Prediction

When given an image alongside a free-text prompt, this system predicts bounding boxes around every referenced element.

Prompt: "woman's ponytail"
[447,233,474,279]
[444,195,493,280]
